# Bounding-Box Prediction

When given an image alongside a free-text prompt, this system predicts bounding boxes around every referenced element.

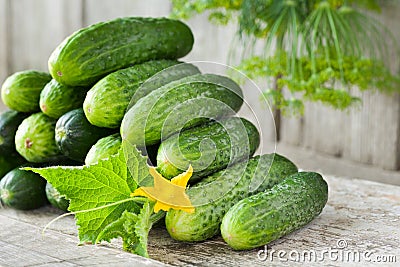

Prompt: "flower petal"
[171,165,193,187]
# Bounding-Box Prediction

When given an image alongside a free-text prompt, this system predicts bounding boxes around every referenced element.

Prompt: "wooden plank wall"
[0,1,398,170]
[281,2,400,170]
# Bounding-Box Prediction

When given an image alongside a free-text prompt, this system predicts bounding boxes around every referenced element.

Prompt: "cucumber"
[85,134,122,165]
[15,113,64,163]
[84,60,200,128]
[0,110,30,154]
[0,167,48,210]
[55,109,115,162]
[49,17,194,86]
[0,154,26,179]
[40,79,88,119]
[1,70,51,112]
[121,74,244,147]
[46,182,69,211]
[165,154,298,242]
[221,172,328,250]
[157,117,260,180]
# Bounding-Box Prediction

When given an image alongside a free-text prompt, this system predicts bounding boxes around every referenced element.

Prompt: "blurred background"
[0,0,399,185]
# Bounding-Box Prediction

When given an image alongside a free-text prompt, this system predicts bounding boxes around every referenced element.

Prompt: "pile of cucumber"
[0,17,328,251]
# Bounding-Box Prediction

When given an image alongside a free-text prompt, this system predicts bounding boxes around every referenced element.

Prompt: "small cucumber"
[165,154,298,242]
[15,113,64,163]
[40,79,88,119]
[221,172,328,250]
[55,109,115,162]
[85,134,122,165]
[0,110,30,154]
[1,70,51,112]
[157,117,260,181]
[0,167,48,210]
[0,154,26,179]
[46,182,69,211]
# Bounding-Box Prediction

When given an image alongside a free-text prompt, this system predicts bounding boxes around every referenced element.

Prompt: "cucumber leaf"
[25,146,145,244]
[96,201,155,257]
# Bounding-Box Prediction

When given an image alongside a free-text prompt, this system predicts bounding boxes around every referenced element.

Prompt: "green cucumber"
[221,172,328,250]
[55,109,115,162]
[49,17,194,86]
[121,74,244,147]
[0,154,26,179]
[0,167,48,210]
[1,70,51,112]
[15,113,63,163]
[157,117,260,180]
[165,154,298,242]
[0,110,30,153]
[46,182,69,211]
[40,79,88,119]
[84,60,200,128]
[85,134,122,165]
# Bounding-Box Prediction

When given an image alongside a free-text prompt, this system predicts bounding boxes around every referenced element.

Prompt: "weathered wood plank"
[82,0,171,26]
[8,0,83,72]
[280,3,400,170]
[0,0,9,111]
[1,176,399,266]
[0,214,167,267]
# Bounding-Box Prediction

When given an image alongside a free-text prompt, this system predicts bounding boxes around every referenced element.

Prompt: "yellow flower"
[131,165,195,213]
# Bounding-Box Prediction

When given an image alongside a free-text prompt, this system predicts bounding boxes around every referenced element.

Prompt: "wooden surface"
[0,175,399,266]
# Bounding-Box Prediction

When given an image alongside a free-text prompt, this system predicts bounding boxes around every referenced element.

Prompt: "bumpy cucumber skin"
[1,70,51,112]
[49,17,194,86]
[0,168,48,210]
[165,154,298,242]
[221,172,328,250]
[0,110,30,153]
[157,117,260,180]
[85,133,122,165]
[83,60,200,128]
[40,79,88,119]
[45,182,69,211]
[121,74,244,147]
[15,113,63,163]
[55,109,115,162]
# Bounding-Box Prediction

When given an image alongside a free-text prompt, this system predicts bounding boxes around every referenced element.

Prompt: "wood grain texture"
[0,176,399,266]
[83,0,171,26]
[280,3,400,170]
[8,0,83,72]
[0,0,9,111]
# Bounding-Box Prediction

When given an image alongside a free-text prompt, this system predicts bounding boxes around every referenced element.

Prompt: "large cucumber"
[0,110,30,154]
[157,117,260,180]
[83,60,200,128]
[221,172,328,250]
[49,17,194,86]
[1,70,51,112]
[165,154,298,242]
[40,79,88,119]
[121,74,244,147]
[15,113,64,163]
[55,109,115,162]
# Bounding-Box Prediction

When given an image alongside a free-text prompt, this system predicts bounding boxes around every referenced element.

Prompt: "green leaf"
[96,201,155,258]
[122,139,153,187]
[25,147,144,243]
